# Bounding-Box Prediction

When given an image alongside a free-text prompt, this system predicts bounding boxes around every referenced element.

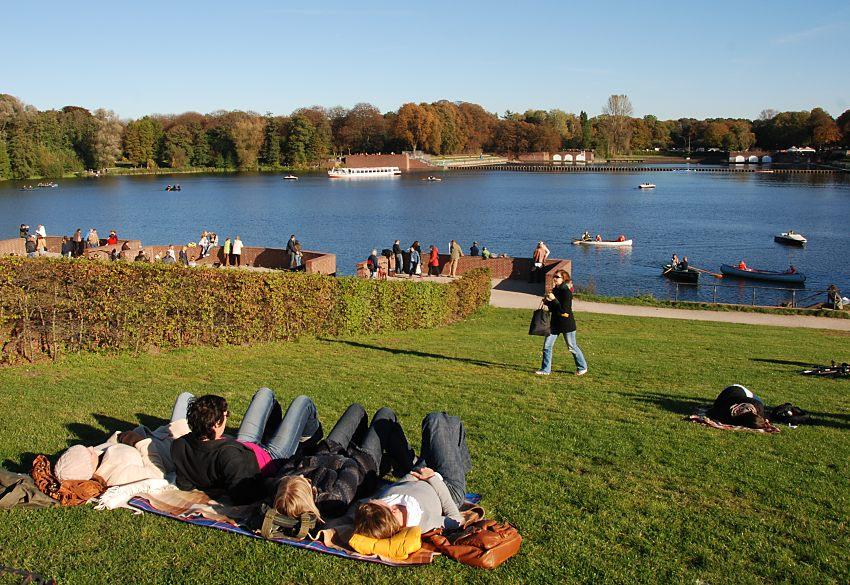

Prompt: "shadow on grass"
[627,392,706,416]
[321,339,528,372]
[750,358,817,368]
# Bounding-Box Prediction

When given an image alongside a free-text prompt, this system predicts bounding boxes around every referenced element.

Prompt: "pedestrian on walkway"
[232,236,243,267]
[287,234,298,270]
[222,237,231,267]
[392,240,403,276]
[408,245,420,278]
[536,270,587,376]
[428,244,440,277]
[449,239,463,277]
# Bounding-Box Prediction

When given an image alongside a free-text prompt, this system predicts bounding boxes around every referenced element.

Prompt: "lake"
[2,169,849,306]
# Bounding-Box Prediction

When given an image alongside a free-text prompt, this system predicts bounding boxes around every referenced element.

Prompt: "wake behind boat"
[328,166,401,178]
[720,264,806,284]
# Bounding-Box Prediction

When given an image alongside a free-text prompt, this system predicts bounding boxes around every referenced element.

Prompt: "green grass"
[1,308,848,584]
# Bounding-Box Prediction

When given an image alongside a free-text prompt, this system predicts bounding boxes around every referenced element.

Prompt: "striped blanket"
[128,489,482,566]
[686,408,780,433]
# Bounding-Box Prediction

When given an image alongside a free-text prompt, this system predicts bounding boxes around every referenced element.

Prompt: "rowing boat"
[572,239,633,247]
[720,264,806,284]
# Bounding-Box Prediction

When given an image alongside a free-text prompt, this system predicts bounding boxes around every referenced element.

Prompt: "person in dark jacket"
[536,270,588,376]
[367,249,379,279]
[171,389,322,505]
[271,404,414,521]
[287,234,298,270]
[707,385,768,428]
[392,240,403,276]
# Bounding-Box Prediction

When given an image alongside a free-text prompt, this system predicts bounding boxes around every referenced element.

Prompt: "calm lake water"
[2,169,849,305]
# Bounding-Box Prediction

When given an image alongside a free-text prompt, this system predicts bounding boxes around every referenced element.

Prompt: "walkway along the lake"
[488,280,850,332]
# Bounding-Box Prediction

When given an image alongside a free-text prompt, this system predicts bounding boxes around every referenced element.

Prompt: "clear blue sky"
[2,0,848,120]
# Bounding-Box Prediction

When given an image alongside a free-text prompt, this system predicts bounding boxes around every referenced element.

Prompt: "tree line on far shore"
[1,93,848,180]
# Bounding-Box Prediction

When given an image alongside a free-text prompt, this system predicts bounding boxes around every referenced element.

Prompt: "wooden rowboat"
[662,264,699,284]
[572,238,633,247]
[720,264,806,284]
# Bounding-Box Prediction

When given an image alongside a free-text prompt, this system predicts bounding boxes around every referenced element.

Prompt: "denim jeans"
[327,404,414,476]
[236,388,322,460]
[394,253,403,274]
[417,412,471,507]
[170,392,195,422]
[540,331,587,374]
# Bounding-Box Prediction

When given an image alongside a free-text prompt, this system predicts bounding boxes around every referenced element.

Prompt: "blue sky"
[2,0,848,120]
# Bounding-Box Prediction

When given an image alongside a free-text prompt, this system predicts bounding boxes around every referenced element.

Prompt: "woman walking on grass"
[536,270,587,376]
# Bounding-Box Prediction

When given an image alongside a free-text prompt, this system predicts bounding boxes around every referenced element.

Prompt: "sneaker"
[576,369,588,376]
[534,370,550,376]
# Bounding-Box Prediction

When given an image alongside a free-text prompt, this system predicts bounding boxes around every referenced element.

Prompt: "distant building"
[729,150,772,164]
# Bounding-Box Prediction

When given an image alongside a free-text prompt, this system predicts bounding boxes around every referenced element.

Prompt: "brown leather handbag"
[426,519,522,569]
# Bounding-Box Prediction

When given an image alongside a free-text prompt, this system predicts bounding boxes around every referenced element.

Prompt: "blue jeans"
[327,404,414,476]
[170,392,195,422]
[540,331,587,374]
[417,412,471,507]
[236,388,322,460]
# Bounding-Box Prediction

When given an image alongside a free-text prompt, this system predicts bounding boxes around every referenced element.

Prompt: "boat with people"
[572,232,633,247]
[720,264,806,284]
[37,182,58,188]
[774,231,807,246]
[327,166,401,178]
[638,183,656,189]
[422,176,443,182]
[283,175,299,181]
[662,264,699,284]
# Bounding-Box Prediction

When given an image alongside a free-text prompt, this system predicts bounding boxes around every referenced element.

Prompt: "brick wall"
[342,153,434,171]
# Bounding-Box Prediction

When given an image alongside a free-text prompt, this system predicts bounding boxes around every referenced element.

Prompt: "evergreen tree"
[260,115,281,166]
[580,111,592,149]
[0,135,10,179]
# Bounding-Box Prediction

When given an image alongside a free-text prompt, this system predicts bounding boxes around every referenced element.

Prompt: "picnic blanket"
[128,488,483,566]
[685,408,780,433]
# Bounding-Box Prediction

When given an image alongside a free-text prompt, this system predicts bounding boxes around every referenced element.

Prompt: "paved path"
[489,281,850,332]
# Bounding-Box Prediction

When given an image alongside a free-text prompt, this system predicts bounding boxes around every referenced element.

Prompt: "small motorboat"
[662,264,699,284]
[638,183,656,189]
[572,237,633,247]
[720,264,806,284]
[774,231,807,246]
[283,175,299,181]
[422,176,443,182]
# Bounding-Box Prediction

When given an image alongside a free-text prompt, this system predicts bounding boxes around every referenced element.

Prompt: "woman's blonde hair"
[353,501,402,539]
[274,476,323,522]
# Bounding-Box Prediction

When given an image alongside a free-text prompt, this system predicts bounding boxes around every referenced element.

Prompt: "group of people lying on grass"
[53,388,471,541]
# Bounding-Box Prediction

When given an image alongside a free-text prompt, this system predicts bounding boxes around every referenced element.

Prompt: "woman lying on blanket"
[708,384,769,429]
[53,392,193,486]
[353,412,471,539]
[271,404,415,521]
[171,388,323,505]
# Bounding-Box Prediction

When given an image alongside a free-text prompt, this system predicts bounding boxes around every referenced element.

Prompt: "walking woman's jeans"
[418,412,471,507]
[236,388,322,461]
[540,331,587,374]
[327,404,414,476]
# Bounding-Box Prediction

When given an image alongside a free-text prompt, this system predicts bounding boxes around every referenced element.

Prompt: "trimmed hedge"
[0,258,491,364]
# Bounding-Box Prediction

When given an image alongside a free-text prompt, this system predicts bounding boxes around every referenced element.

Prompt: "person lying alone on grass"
[170,388,322,505]
[707,384,770,429]
[54,392,193,486]
[353,412,471,539]
[271,403,415,523]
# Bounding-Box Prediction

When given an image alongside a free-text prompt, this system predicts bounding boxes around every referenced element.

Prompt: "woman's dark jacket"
[544,283,577,334]
[270,440,378,518]
[708,385,764,423]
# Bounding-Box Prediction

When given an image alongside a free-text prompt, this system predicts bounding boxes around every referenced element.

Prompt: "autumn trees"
[0,92,848,180]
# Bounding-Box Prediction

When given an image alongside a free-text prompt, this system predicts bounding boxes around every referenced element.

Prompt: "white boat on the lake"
[638,183,656,189]
[572,238,633,247]
[774,231,807,246]
[328,166,401,178]
[283,175,298,181]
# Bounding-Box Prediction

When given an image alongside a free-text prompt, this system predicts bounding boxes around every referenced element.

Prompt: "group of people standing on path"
[20,223,120,258]
[370,239,471,279]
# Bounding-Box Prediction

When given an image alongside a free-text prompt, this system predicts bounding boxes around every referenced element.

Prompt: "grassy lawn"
[1,308,848,584]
